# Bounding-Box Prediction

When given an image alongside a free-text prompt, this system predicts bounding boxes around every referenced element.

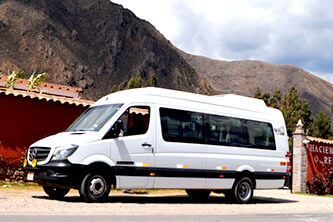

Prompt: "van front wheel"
[43,186,70,199]
[79,173,111,202]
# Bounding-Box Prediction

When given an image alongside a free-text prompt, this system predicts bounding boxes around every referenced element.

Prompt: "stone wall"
[292,120,307,193]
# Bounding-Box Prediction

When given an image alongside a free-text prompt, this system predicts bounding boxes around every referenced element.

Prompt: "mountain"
[0,0,214,100]
[182,52,333,116]
[0,0,331,116]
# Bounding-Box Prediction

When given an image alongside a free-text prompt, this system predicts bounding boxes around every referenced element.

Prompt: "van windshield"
[66,104,123,132]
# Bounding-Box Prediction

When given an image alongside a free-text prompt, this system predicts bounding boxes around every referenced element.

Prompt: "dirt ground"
[0,186,333,215]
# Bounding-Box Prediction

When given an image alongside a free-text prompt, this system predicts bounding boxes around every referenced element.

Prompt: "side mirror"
[103,120,123,139]
[113,119,123,137]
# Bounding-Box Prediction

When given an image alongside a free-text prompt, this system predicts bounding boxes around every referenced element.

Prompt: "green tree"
[254,88,281,108]
[311,111,332,139]
[253,86,314,145]
[5,70,25,89]
[151,73,157,86]
[117,84,123,91]
[254,87,262,99]
[135,70,142,87]
[113,72,157,93]
[127,77,138,89]
[126,70,143,89]
[279,87,313,137]
[300,99,313,134]
[144,78,152,87]
[110,85,118,93]
[268,89,282,109]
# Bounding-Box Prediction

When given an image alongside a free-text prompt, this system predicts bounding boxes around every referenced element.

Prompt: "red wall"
[0,94,88,165]
[307,142,333,181]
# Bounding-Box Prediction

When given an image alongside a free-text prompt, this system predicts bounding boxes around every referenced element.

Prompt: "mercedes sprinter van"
[24,87,289,203]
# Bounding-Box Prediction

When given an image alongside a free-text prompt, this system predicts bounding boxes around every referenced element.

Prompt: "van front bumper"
[24,160,86,189]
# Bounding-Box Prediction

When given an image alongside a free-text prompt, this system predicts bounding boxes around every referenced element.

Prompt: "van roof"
[94,87,271,113]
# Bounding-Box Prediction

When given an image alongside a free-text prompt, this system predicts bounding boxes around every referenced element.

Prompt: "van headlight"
[51,144,79,161]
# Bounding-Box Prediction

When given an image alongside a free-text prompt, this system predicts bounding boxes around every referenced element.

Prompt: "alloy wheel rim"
[89,177,105,196]
[238,182,251,201]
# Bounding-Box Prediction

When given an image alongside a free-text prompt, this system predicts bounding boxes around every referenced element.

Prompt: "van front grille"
[28,147,51,162]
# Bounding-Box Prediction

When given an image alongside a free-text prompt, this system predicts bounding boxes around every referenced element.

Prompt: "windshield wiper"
[71,129,88,132]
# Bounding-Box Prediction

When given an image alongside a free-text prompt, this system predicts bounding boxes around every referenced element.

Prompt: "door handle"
[142,143,152,148]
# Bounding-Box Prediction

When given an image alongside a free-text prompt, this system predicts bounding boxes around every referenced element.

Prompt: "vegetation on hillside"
[110,71,157,93]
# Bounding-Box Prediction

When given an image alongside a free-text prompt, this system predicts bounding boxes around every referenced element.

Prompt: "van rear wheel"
[43,186,70,199]
[186,190,211,200]
[231,177,253,204]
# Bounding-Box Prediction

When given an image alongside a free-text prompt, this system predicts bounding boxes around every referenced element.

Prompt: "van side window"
[246,120,275,150]
[207,115,245,146]
[118,106,150,137]
[160,108,204,144]
[161,107,276,150]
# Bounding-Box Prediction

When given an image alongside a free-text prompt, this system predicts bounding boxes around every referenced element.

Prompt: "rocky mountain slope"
[0,0,331,116]
[182,52,333,116]
[0,0,213,100]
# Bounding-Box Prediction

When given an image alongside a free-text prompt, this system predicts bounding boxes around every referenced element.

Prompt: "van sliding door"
[153,107,206,189]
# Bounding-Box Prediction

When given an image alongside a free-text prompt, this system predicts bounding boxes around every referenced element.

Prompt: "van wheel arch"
[80,162,116,188]
[236,171,256,189]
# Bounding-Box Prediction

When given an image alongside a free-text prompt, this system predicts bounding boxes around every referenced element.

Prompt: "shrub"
[307,165,333,195]
[0,152,26,183]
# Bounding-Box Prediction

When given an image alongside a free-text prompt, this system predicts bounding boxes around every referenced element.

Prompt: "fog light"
[31,159,37,168]
[23,159,27,168]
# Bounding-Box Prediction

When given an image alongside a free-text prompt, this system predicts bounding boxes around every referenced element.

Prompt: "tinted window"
[160,108,204,143]
[118,106,150,137]
[207,115,245,146]
[160,107,276,150]
[246,120,275,150]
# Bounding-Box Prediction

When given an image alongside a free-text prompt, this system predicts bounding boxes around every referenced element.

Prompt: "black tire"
[43,186,70,199]
[231,177,254,204]
[186,190,211,200]
[79,173,111,202]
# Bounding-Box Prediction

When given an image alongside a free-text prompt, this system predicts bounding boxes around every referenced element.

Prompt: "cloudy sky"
[112,0,333,83]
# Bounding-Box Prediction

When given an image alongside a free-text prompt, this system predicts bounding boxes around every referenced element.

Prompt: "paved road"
[1,214,333,222]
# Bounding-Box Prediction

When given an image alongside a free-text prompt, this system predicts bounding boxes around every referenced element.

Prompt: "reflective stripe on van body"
[114,166,287,180]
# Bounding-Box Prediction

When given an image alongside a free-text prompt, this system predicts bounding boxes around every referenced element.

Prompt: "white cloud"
[112,0,333,83]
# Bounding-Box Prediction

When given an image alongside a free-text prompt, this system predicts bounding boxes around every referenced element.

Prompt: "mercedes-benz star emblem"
[29,148,38,160]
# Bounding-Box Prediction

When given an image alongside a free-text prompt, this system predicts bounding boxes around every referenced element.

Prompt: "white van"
[24,87,289,203]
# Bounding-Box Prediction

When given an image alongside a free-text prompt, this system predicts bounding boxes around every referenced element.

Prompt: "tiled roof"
[0,88,94,107]
[306,136,333,145]
[0,75,82,98]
